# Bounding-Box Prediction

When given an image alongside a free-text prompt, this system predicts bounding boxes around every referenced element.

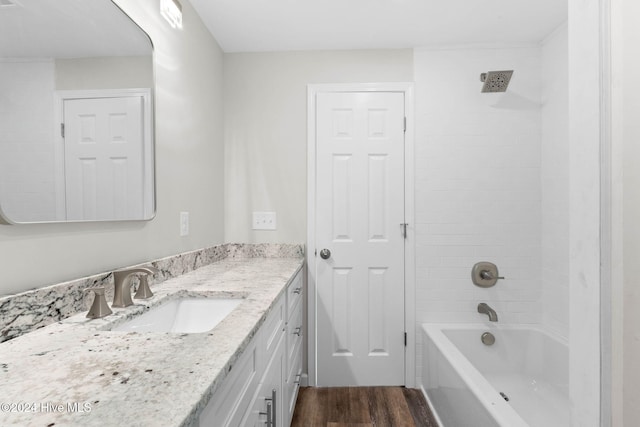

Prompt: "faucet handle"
[471,262,504,287]
[85,286,113,319]
[134,274,153,299]
[480,270,505,281]
[131,266,158,299]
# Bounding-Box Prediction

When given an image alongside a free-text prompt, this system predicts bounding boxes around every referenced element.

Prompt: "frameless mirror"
[0,0,155,223]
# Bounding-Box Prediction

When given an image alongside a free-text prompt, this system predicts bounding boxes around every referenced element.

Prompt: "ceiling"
[0,0,151,58]
[190,0,568,53]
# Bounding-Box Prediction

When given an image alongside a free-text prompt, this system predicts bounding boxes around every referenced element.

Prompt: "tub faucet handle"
[471,262,504,287]
[480,270,504,281]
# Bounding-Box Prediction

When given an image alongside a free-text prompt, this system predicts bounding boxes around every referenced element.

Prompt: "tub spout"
[478,303,498,322]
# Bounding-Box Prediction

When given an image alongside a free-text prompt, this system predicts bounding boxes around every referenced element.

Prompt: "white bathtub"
[420,324,569,427]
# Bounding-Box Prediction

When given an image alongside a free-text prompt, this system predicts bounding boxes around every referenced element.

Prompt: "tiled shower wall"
[413,45,544,380]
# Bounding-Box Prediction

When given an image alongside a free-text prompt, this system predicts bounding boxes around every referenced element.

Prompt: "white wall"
[0,0,225,296]
[568,0,603,424]
[541,24,570,339]
[413,45,543,383]
[609,0,624,416]
[223,49,413,243]
[55,56,153,90]
[0,60,57,222]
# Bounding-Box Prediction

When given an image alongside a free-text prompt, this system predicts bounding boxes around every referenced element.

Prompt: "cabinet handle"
[260,401,272,427]
[293,326,302,336]
[271,389,276,426]
[263,389,276,426]
[293,287,301,294]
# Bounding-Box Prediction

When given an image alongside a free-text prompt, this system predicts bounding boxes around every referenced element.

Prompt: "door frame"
[306,82,415,387]
[53,88,154,221]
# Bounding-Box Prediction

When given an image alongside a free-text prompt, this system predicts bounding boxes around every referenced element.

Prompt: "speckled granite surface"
[0,243,304,342]
[0,255,304,427]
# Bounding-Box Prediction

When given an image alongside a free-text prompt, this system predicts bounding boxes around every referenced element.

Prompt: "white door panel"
[315,91,405,386]
[63,96,144,221]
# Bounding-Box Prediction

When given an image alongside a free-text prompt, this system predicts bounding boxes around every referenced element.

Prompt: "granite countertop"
[0,257,303,427]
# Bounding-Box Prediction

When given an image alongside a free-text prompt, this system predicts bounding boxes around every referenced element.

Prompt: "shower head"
[480,70,514,93]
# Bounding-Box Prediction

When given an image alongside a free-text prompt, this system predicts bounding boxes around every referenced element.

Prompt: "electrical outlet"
[180,211,189,236]
[252,211,276,230]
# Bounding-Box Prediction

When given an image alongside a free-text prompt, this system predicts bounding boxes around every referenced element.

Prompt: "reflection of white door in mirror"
[55,89,153,221]
[64,96,143,221]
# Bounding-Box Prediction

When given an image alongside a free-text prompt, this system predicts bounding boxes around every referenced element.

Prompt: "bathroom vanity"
[0,248,304,427]
[198,265,303,427]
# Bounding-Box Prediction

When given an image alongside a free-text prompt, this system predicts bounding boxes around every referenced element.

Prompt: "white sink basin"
[112,297,242,333]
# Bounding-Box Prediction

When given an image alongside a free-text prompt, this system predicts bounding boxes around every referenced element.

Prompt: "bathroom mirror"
[0,0,155,224]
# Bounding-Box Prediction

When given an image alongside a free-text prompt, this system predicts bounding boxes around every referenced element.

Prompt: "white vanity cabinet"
[198,268,303,427]
[283,271,303,427]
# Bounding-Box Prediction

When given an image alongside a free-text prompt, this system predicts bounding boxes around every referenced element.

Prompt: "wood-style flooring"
[290,387,440,427]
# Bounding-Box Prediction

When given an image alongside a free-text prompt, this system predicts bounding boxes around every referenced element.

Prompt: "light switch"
[252,211,276,230]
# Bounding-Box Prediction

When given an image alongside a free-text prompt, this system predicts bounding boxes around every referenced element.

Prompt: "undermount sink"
[112,297,242,333]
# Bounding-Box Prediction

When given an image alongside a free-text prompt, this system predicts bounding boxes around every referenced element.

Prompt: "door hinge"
[403,117,407,133]
[404,332,407,346]
[400,223,408,239]
[60,123,65,138]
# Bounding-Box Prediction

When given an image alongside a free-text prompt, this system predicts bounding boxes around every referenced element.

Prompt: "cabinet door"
[199,340,259,427]
[242,334,285,427]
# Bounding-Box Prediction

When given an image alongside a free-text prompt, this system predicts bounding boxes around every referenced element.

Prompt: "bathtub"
[420,324,569,427]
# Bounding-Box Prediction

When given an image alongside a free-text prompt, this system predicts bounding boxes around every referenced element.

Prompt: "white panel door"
[315,91,405,386]
[63,96,144,220]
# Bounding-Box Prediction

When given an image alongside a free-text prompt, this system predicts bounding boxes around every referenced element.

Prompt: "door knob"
[319,248,331,259]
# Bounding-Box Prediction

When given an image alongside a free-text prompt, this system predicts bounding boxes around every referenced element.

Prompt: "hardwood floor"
[290,387,440,427]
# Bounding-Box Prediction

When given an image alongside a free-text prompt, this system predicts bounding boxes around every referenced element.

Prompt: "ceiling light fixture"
[160,0,182,29]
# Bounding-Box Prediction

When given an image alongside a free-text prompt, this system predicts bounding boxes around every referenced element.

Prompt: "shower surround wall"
[414,35,570,380]
[414,45,543,331]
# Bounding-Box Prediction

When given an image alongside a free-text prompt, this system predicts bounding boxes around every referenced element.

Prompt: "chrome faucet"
[477,302,498,322]
[112,267,159,308]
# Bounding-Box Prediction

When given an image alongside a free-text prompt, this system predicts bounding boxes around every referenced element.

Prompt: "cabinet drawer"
[286,270,303,320]
[199,339,259,427]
